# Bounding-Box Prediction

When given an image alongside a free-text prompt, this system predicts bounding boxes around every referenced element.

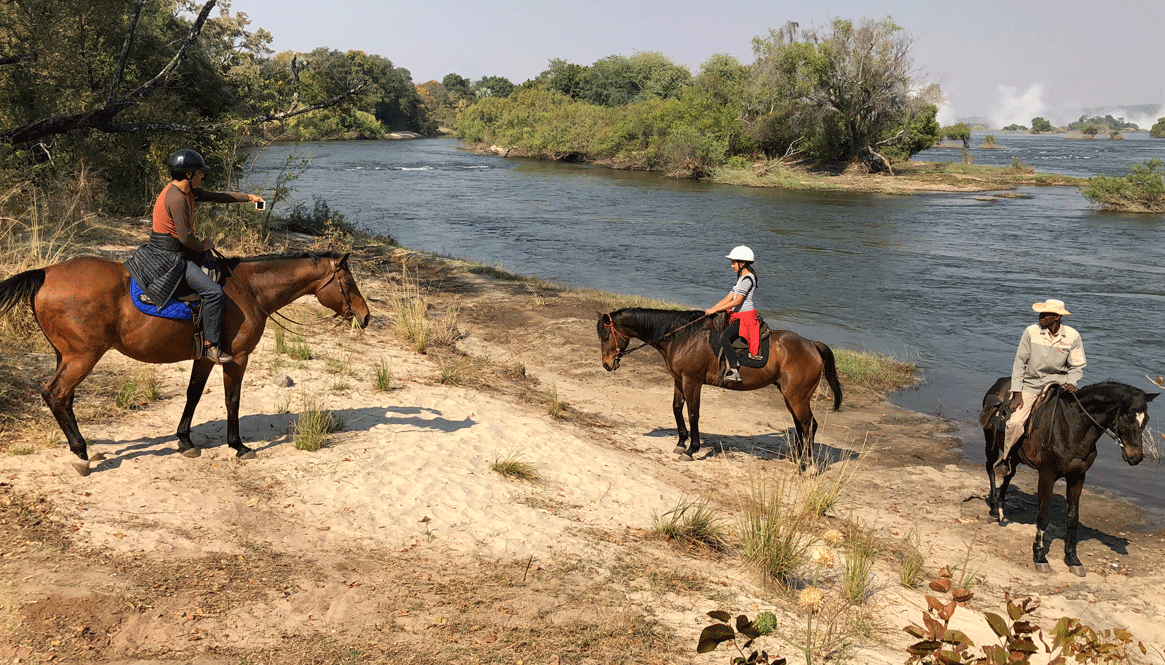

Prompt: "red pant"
[730,310,759,355]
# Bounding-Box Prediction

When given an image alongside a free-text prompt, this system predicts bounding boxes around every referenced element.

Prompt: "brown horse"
[598,308,842,462]
[0,252,370,476]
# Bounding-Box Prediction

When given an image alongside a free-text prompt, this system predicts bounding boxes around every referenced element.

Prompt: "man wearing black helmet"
[127,149,264,363]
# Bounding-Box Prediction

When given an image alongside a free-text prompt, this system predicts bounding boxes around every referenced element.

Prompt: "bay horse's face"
[597,312,626,371]
[316,254,371,329]
[1113,392,1157,466]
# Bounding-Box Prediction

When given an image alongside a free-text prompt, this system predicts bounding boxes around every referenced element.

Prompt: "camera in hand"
[254,200,265,211]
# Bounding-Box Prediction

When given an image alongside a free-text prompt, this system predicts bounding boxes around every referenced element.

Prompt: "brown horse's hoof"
[673,446,687,455]
[71,460,91,477]
[180,448,202,458]
[88,452,106,462]
[677,453,694,462]
[1068,565,1086,577]
[238,450,257,460]
[1034,562,1051,573]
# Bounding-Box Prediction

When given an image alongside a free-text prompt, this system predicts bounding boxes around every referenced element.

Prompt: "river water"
[247,134,1165,525]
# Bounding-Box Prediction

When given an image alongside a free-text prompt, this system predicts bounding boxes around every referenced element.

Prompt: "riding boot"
[722,355,742,382]
[205,344,234,364]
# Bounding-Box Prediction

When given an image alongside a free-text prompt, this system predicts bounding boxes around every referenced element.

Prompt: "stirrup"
[723,368,741,382]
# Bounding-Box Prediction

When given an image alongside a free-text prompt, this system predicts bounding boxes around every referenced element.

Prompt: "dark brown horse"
[982,377,1156,576]
[598,308,842,462]
[0,252,370,476]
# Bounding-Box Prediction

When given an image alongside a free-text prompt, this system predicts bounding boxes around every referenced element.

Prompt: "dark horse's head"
[1081,382,1159,466]
[597,311,627,371]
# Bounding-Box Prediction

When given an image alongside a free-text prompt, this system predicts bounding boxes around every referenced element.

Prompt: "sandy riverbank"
[1,238,1162,664]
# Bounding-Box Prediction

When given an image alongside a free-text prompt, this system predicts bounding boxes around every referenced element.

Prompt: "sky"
[234,0,1165,128]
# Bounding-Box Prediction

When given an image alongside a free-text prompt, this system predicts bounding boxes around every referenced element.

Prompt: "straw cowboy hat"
[1032,299,1071,316]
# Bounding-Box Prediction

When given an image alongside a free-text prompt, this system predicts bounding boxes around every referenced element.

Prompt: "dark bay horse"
[598,308,842,462]
[982,377,1156,576]
[0,252,371,476]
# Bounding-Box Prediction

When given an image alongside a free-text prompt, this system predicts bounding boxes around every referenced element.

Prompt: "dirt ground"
[1,236,1163,664]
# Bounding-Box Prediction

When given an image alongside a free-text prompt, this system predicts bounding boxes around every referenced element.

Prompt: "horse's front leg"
[984,428,1002,520]
[1032,468,1057,573]
[671,379,689,455]
[222,358,256,459]
[176,360,215,457]
[678,377,703,462]
[1063,473,1087,577]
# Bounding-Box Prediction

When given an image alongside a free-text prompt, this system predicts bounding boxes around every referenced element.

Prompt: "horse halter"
[315,266,354,319]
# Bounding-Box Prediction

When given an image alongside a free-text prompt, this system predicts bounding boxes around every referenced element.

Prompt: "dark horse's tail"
[0,269,45,319]
[814,341,843,412]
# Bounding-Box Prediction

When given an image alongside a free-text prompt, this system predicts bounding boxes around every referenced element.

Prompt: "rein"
[238,262,355,338]
[609,314,709,360]
[1067,391,1122,444]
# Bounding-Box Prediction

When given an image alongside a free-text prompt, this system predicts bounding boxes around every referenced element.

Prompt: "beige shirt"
[1010,323,1086,394]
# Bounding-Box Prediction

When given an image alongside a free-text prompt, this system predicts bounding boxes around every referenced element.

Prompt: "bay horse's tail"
[814,340,843,412]
[0,268,45,318]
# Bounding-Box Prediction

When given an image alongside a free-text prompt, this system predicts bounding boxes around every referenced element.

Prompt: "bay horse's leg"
[1032,468,1057,573]
[1063,473,1087,577]
[176,360,216,457]
[222,358,256,459]
[41,350,103,476]
[678,377,703,462]
[671,379,690,455]
[781,393,817,470]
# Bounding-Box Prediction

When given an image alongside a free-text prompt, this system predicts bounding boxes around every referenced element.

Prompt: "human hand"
[1064,383,1077,393]
[247,194,263,204]
[704,307,716,316]
[202,238,216,251]
[1009,393,1023,410]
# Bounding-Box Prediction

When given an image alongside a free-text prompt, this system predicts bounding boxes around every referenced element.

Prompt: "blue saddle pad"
[130,278,194,321]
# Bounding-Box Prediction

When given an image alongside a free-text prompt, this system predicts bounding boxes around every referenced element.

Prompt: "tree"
[540,58,587,98]
[474,75,514,99]
[576,52,691,107]
[1082,124,1099,137]
[748,17,937,165]
[1030,117,1054,133]
[441,73,471,100]
[944,122,971,148]
[1151,117,1165,138]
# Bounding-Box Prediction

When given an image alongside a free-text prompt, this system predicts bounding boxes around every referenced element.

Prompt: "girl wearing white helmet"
[704,245,759,382]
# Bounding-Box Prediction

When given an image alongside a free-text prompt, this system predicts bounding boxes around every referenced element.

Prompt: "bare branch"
[107,0,148,104]
[242,84,367,126]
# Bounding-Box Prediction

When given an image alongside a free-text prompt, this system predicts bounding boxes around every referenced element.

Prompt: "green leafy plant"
[698,611,787,664]
[1081,159,1165,212]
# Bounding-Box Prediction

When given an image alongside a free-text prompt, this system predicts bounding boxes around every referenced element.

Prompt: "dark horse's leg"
[671,379,690,455]
[42,349,105,476]
[984,426,1019,523]
[678,376,703,461]
[1063,472,1087,577]
[222,358,256,458]
[1032,468,1057,573]
[176,360,215,457]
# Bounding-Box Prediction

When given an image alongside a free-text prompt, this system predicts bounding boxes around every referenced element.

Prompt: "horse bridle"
[1067,391,1125,446]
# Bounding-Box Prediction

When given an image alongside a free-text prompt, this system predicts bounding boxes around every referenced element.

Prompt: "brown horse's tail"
[0,269,45,318]
[814,341,843,411]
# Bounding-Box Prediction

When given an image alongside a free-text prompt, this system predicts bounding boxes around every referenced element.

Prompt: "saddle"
[979,383,1061,443]
[129,257,228,361]
[708,314,772,368]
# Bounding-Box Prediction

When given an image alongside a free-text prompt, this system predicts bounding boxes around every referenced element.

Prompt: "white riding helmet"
[725,245,755,262]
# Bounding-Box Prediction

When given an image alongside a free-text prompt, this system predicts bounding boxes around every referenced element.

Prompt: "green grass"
[739,471,815,586]
[546,383,563,418]
[292,395,344,451]
[490,451,539,482]
[840,527,878,604]
[833,348,916,394]
[651,497,728,551]
[373,359,393,391]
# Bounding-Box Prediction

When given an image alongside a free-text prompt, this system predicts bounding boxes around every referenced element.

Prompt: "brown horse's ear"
[338,253,350,268]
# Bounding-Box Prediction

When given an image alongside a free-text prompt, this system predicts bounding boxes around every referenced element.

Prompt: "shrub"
[292,395,344,451]
[1080,159,1165,212]
[652,497,728,551]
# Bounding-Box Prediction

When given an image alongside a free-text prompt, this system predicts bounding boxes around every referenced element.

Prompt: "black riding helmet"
[167,149,210,173]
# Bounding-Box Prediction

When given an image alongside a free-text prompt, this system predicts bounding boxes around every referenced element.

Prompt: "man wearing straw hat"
[996,298,1087,473]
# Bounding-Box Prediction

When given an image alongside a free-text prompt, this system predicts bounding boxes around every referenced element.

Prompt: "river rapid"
[247,134,1165,525]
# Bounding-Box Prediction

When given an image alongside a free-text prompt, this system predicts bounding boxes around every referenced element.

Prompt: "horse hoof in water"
[181,447,201,459]
[71,460,91,477]
[1034,562,1051,573]
[673,445,686,455]
[1068,565,1086,577]
[237,450,257,460]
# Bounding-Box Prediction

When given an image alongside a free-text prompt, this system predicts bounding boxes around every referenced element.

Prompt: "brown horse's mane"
[617,308,707,345]
[221,251,345,272]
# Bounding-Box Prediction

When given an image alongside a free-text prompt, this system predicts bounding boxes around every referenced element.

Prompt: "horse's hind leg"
[782,394,816,469]
[176,360,215,457]
[671,380,689,455]
[1063,473,1087,577]
[985,427,1004,521]
[41,350,103,476]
